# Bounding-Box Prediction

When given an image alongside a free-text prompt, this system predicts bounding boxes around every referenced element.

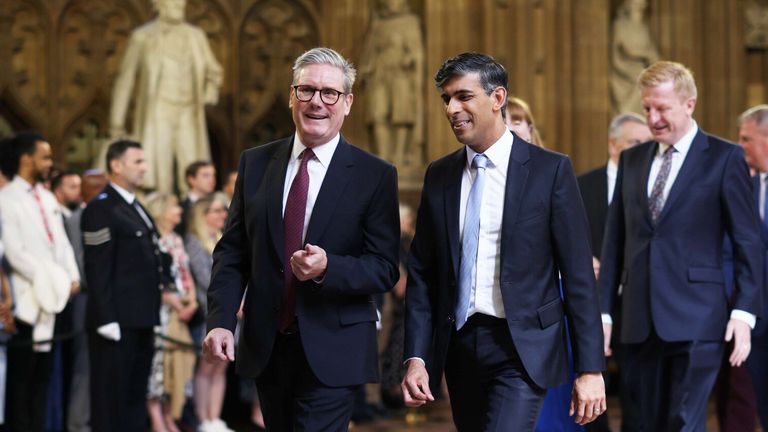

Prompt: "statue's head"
[379,0,408,17]
[153,0,186,23]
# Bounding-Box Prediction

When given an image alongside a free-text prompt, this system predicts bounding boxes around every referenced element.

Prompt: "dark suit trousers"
[89,328,154,432]
[444,314,546,432]
[623,330,723,431]
[5,320,53,432]
[255,331,359,431]
[747,326,768,431]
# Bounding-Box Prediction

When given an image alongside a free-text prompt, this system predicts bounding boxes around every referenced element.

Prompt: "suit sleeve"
[550,156,606,373]
[319,164,400,296]
[207,154,250,333]
[81,203,118,326]
[403,163,436,363]
[723,146,764,316]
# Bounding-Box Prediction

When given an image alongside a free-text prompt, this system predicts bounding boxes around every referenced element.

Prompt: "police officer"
[82,140,165,432]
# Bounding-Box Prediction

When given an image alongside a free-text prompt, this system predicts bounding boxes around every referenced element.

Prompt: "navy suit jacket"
[206,135,400,387]
[577,165,609,258]
[404,136,605,391]
[599,130,764,344]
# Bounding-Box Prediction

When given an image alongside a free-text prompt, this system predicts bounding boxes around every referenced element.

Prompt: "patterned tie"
[456,154,489,330]
[648,145,675,222]
[279,148,314,332]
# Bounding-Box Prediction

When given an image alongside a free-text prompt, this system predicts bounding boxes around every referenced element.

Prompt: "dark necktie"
[279,148,314,332]
[648,145,675,222]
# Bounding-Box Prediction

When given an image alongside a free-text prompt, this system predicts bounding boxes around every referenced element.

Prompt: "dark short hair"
[184,160,214,184]
[434,53,508,117]
[105,140,142,173]
[50,168,79,192]
[0,131,46,179]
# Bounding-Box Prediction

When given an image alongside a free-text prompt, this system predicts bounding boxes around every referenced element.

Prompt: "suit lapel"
[656,130,709,224]
[305,137,354,245]
[266,138,292,266]
[499,140,530,279]
[444,149,465,280]
[638,142,658,226]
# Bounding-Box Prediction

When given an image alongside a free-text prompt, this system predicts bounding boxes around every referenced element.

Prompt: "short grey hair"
[739,105,768,127]
[292,47,357,94]
[608,112,647,140]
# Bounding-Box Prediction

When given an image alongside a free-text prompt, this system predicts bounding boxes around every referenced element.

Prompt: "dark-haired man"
[82,140,165,432]
[402,53,605,431]
[177,160,216,235]
[0,132,80,432]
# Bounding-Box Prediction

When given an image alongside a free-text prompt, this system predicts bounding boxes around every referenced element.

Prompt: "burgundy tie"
[279,148,314,332]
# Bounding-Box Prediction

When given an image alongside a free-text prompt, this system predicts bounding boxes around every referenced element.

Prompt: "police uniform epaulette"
[96,192,108,200]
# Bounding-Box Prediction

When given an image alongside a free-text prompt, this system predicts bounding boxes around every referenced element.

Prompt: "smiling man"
[203,47,400,431]
[402,52,605,431]
[599,61,764,430]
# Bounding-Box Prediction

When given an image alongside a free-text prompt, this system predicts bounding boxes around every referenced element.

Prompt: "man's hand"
[70,281,81,297]
[203,328,236,363]
[725,319,751,367]
[602,323,612,357]
[592,257,600,280]
[401,359,434,407]
[570,371,606,425]
[290,244,328,281]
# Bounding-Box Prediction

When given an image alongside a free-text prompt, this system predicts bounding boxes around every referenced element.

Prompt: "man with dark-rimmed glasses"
[203,47,400,431]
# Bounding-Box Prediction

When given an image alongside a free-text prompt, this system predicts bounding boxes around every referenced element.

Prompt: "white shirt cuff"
[97,322,121,341]
[730,309,756,329]
[404,357,426,367]
[601,313,613,325]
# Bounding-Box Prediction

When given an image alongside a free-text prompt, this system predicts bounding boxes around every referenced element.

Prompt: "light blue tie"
[456,154,489,330]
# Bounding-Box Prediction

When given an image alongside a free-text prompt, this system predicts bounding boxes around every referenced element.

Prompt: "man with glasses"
[203,47,400,431]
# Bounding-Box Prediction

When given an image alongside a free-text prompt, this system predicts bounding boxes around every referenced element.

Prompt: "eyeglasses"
[292,85,346,105]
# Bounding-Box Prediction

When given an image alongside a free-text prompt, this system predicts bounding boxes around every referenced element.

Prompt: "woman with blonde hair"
[184,193,239,432]
[143,192,198,432]
[505,96,544,147]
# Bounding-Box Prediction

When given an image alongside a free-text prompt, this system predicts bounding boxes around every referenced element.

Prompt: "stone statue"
[110,0,223,194]
[610,0,659,115]
[360,0,424,175]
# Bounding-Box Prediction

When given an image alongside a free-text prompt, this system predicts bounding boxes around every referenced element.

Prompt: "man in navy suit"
[203,47,400,431]
[402,52,605,431]
[599,61,764,430]
[737,104,768,431]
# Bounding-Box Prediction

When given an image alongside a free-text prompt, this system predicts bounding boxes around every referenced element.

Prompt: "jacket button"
[136,230,143,237]
[279,267,284,274]
[447,315,454,322]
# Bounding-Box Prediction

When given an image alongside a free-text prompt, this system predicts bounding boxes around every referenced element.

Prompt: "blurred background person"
[178,161,216,236]
[81,169,108,204]
[505,96,543,147]
[185,193,236,432]
[221,170,237,206]
[144,192,198,432]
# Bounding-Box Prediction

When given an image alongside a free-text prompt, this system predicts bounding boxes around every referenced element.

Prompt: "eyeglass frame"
[291,85,347,105]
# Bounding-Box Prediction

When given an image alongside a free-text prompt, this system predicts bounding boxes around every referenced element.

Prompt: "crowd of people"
[0,45,766,432]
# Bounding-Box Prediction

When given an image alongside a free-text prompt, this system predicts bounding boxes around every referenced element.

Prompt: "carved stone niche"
[745,0,768,49]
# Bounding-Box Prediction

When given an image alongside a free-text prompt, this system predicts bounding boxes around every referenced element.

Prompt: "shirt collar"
[658,121,698,157]
[110,182,136,204]
[11,176,35,193]
[292,133,340,168]
[465,129,514,173]
[59,204,72,218]
[607,159,618,176]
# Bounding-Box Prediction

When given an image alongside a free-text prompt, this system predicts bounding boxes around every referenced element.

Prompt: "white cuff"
[730,309,756,329]
[97,322,121,341]
[601,314,613,325]
[404,357,426,367]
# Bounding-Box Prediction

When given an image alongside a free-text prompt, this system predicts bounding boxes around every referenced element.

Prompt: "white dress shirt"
[606,159,618,205]
[460,130,514,319]
[282,134,340,243]
[760,172,767,222]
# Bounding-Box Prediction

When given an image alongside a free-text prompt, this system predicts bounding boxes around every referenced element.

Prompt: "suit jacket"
[599,130,764,344]
[81,185,162,330]
[206,135,400,387]
[0,177,80,327]
[577,165,608,258]
[404,137,605,390]
[751,175,768,337]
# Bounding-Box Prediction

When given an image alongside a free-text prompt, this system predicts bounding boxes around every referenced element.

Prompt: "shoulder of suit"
[344,141,396,170]
[241,137,290,160]
[578,165,607,182]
